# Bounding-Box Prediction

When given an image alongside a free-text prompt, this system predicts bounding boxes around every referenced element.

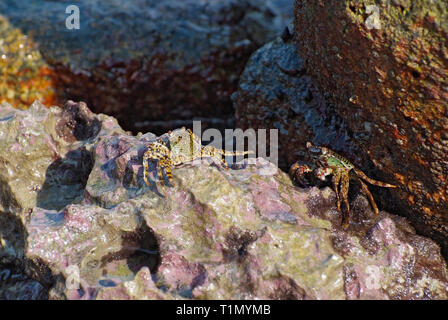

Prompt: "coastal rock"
[0,15,56,109]
[233,33,358,169]
[0,100,125,298]
[294,0,448,256]
[1,102,447,299]
[0,0,291,134]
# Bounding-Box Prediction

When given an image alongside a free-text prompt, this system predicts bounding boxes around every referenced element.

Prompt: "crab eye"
[306,141,312,149]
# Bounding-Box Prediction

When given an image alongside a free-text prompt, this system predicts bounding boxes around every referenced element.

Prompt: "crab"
[289,142,396,228]
[143,127,253,186]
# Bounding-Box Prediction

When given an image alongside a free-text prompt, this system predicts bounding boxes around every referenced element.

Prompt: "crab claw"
[289,162,313,187]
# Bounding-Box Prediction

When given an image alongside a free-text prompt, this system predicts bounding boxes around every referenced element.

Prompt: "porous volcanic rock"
[294,0,448,256]
[1,102,447,299]
[233,32,359,169]
[0,0,290,134]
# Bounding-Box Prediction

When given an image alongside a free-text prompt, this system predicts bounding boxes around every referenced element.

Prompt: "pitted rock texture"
[294,0,448,256]
[0,101,126,298]
[233,33,359,170]
[1,102,448,299]
[0,0,291,134]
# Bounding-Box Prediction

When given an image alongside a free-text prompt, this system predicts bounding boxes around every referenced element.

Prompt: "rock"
[233,33,358,169]
[0,100,124,215]
[1,102,448,299]
[269,0,295,23]
[0,15,56,109]
[294,0,448,256]
[96,267,174,300]
[0,0,290,134]
[0,100,126,299]
[0,274,47,300]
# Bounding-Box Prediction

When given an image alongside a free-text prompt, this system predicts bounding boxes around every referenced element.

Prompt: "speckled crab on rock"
[290,142,396,228]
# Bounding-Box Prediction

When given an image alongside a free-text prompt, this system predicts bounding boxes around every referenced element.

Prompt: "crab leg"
[187,128,201,144]
[143,155,151,186]
[331,170,342,212]
[340,170,351,229]
[214,147,253,170]
[289,162,312,186]
[219,149,253,170]
[157,161,165,186]
[160,156,174,185]
[359,179,379,215]
[289,162,300,176]
[219,155,229,170]
[353,168,396,188]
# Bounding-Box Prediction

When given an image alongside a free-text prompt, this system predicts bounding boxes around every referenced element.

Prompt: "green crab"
[290,142,396,228]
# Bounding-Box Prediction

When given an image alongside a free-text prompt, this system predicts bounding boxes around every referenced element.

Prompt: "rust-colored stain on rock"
[0,16,57,108]
[294,0,448,253]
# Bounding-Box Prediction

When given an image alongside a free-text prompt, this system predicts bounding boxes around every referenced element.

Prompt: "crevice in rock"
[122,224,160,276]
[0,261,49,300]
[56,101,102,143]
[411,70,421,79]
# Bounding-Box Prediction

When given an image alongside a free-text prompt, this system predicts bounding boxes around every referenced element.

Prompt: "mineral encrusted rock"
[1,102,447,299]
[294,0,448,255]
[0,0,290,134]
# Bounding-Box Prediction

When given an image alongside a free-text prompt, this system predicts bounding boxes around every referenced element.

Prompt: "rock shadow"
[36,147,94,211]
[0,180,55,299]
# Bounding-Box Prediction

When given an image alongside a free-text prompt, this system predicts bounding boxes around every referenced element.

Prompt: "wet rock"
[0,270,47,300]
[0,0,290,134]
[0,100,125,216]
[294,0,448,256]
[233,34,358,169]
[0,100,125,299]
[96,267,174,300]
[1,103,447,299]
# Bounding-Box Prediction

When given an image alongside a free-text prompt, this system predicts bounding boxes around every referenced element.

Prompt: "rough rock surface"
[1,102,447,299]
[294,0,448,256]
[270,0,294,23]
[233,32,359,169]
[0,0,290,134]
[0,100,126,299]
